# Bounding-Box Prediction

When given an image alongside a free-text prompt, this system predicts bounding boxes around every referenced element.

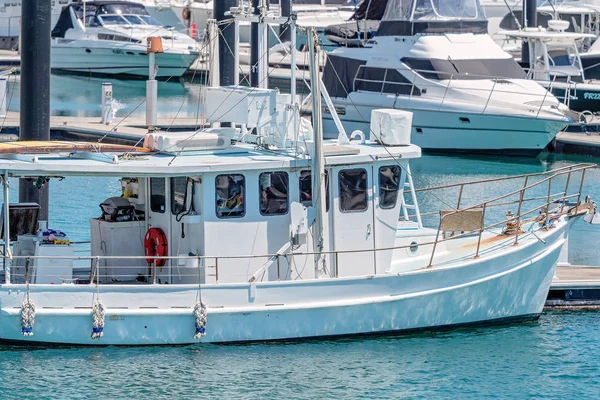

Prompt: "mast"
[309,28,327,278]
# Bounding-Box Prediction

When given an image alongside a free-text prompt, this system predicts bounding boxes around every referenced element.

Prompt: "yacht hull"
[550,83,600,113]
[0,219,568,345]
[51,45,198,79]
[323,105,565,156]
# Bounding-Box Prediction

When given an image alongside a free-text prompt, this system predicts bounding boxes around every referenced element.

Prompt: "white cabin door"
[331,166,375,277]
[146,177,172,282]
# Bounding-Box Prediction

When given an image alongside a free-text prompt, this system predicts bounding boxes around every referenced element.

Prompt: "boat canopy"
[378,0,488,36]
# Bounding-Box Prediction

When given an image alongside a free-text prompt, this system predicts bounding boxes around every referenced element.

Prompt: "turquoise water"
[0,311,599,399]
[2,76,600,398]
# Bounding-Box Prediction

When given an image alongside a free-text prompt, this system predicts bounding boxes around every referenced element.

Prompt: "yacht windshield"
[402,57,526,80]
[383,0,486,21]
[98,15,130,26]
[138,15,163,26]
[122,15,145,25]
[99,4,149,15]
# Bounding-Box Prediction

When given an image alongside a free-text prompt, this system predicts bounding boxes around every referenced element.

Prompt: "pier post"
[214,0,237,87]
[19,0,51,220]
[279,0,292,43]
[521,0,537,69]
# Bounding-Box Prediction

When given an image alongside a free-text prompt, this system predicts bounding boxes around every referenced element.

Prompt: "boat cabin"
[0,89,422,287]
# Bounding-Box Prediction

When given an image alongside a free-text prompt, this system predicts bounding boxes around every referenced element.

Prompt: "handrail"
[3,164,595,284]
[350,64,562,117]
[414,163,595,193]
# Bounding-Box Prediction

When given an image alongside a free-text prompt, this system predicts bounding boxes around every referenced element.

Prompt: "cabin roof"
[499,29,595,42]
[0,141,421,177]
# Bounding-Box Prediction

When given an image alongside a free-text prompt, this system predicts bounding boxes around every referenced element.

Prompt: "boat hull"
[0,219,568,345]
[51,44,198,79]
[550,83,600,113]
[323,105,565,156]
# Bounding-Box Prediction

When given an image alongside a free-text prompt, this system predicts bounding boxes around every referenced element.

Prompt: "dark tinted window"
[259,172,289,216]
[150,178,165,213]
[379,166,401,209]
[299,170,330,211]
[355,66,418,95]
[171,177,187,215]
[339,169,368,212]
[401,57,526,80]
[215,174,245,218]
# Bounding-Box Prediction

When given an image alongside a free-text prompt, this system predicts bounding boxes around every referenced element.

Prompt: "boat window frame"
[299,170,330,211]
[150,177,166,214]
[339,168,369,213]
[378,165,401,209]
[259,171,290,216]
[215,174,246,219]
[171,177,188,216]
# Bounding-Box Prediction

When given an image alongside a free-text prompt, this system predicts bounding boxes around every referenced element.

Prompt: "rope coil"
[91,299,105,339]
[193,301,207,339]
[20,299,35,336]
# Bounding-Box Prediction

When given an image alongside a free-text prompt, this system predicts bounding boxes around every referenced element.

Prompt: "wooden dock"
[554,130,600,156]
[546,266,600,309]
[0,111,207,145]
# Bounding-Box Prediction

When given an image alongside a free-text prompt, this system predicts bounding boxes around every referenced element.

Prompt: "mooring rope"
[91,271,105,339]
[193,301,207,339]
[20,258,35,336]
[193,259,207,339]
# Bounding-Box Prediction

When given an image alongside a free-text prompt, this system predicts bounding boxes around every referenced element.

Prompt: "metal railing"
[2,164,596,285]
[350,65,563,118]
[407,163,596,265]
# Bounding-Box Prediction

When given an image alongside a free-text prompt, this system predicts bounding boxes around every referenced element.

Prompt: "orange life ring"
[144,227,168,266]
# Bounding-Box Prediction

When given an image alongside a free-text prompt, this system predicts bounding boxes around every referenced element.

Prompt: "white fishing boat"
[322,0,572,156]
[51,1,200,78]
[0,27,597,345]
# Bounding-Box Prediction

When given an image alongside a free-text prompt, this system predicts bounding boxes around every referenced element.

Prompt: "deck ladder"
[400,164,423,228]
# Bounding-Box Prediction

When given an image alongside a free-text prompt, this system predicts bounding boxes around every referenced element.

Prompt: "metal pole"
[521,0,537,69]
[279,0,292,43]
[3,172,10,284]
[309,28,326,278]
[19,0,51,220]
[207,19,220,88]
[258,0,269,89]
[234,19,240,86]
[250,0,260,87]
[146,52,157,131]
[215,0,237,87]
[290,18,298,142]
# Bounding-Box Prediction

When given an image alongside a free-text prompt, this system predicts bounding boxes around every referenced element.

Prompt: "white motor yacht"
[0,28,597,346]
[322,0,571,156]
[51,1,200,78]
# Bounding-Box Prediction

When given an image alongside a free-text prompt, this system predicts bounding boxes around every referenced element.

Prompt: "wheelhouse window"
[379,166,401,209]
[259,172,289,216]
[401,57,526,80]
[150,178,166,213]
[339,169,368,212]
[171,177,188,216]
[354,66,419,95]
[299,170,330,211]
[216,174,245,218]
